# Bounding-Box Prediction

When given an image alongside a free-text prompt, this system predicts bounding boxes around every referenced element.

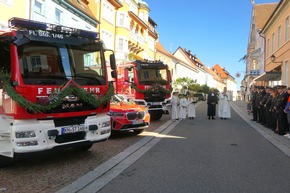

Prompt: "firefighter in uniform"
[273,85,289,135]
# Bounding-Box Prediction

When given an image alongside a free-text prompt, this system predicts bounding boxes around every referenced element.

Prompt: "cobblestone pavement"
[0,114,171,193]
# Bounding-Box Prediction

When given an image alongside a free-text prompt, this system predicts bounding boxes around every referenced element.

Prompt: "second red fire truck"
[116,60,172,120]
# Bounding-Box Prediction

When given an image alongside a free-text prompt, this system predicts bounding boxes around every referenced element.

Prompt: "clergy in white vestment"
[218,87,231,119]
[179,94,188,120]
[171,92,180,121]
[187,93,196,119]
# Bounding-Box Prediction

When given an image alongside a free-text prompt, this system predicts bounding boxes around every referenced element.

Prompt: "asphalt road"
[93,101,290,193]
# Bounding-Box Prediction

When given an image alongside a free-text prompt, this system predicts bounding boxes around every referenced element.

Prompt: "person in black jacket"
[251,86,258,121]
[273,85,289,135]
[207,88,218,120]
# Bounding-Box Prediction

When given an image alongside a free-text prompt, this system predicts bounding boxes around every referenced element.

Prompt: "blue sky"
[145,0,280,88]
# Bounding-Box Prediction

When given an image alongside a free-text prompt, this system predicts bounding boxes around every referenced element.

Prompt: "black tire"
[133,129,144,134]
[149,110,163,120]
[0,155,12,168]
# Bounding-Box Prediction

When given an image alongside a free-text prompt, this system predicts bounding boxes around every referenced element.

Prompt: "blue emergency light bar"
[8,17,99,40]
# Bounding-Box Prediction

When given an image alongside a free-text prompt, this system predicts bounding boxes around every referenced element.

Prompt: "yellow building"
[88,0,158,64]
[0,0,28,29]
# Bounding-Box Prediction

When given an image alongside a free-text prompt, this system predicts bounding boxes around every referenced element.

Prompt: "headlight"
[16,141,38,146]
[15,131,36,138]
[102,120,110,128]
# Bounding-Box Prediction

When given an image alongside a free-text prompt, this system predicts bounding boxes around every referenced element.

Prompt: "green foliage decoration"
[0,73,114,113]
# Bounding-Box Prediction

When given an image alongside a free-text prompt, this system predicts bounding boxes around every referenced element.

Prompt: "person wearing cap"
[283,87,290,138]
[260,86,271,126]
[273,85,289,135]
[251,85,258,121]
[264,87,274,128]
[256,86,266,123]
[269,87,279,131]
[171,91,180,121]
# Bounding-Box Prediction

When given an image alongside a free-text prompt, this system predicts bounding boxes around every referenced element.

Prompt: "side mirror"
[110,54,116,70]
[111,70,116,79]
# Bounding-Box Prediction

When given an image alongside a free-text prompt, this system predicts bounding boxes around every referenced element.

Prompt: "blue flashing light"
[8,17,99,40]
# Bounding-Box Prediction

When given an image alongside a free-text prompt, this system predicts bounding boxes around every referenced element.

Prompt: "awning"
[253,72,281,81]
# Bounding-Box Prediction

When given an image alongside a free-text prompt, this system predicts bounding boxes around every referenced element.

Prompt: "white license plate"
[132,119,143,125]
[151,102,160,105]
[61,125,86,134]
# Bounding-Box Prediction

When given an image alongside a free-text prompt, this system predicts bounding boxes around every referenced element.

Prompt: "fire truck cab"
[0,18,116,166]
[116,60,172,120]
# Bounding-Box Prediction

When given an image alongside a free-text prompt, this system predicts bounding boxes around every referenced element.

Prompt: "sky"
[145,0,280,89]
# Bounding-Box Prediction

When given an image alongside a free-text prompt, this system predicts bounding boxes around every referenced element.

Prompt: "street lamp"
[271,54,282,63]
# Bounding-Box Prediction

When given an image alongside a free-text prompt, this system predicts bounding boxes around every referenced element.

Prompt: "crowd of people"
[171,86,232,121]
[171,92,197,121]
[250,85,290,137]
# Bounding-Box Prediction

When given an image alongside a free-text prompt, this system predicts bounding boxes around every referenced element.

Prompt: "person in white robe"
[171,92,180,121]
[218,87,231,119]
[179,94,188,120]
[187,93,196,119]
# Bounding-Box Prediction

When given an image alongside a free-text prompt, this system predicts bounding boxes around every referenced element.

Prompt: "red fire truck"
[0,18,116,166]
[116,60,172,120]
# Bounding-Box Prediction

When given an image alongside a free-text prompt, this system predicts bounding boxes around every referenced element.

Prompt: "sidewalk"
[231,100,290,157]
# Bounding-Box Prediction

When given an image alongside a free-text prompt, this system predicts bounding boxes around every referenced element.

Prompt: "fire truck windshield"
[137,68,168,85]
[18,42,106,86]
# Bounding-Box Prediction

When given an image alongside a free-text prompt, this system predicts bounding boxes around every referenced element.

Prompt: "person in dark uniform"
[251,86,258,121]
[264,87,274,128]
[270,87,278,131]
[207,88,218,120]
[273,85,289,135]
[256,86,266,123]
[260,86,270,126]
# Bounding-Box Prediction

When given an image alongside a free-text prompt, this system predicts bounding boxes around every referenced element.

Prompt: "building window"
[271,33,275,54]
[0,0,12,5]
[55,8,62,24]
[102,2,114,24]
[286,16,289,42]
[278,25,281,48]
[117,38,124,51]
[34,0,43,14]
[119,13,125,26]
[266,39,270,57]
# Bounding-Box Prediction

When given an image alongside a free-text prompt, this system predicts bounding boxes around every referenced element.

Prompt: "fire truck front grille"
[55,132,86,144]
[54,116,86,127]
[126,111,145,121]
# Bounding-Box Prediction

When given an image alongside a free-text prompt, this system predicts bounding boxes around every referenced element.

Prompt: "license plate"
[61,125,86,134]
[151,102,160,105]
[132,119,143,125]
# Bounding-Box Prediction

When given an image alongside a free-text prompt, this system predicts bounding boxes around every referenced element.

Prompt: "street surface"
[61,101,290,193]
[2,101,290,193]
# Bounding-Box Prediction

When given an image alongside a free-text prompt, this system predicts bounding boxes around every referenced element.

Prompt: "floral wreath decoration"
[0,73,114,113]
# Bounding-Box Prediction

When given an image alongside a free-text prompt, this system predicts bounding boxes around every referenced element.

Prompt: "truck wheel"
[149,110,163,120]
[0,155,12,168]
[133,129,144,134]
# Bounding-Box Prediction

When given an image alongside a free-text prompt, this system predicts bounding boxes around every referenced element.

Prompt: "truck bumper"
[7,114,111,155]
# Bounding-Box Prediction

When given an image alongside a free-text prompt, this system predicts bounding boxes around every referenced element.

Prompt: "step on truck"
[116,60,172,120]
[0,18,117,166]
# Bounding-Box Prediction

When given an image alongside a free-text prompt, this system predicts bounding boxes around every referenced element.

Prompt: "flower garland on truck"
[0,72,114,113]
